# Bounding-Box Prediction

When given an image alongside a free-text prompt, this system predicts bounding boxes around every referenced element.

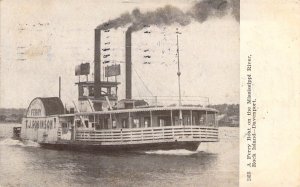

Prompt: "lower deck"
[60,125,218,144]
[21,107,219,151]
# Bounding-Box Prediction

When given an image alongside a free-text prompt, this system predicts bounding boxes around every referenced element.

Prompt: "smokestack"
[59,76,61,99]
[94,29,101,99]
[125,27,132,99]
[93,29,103,111]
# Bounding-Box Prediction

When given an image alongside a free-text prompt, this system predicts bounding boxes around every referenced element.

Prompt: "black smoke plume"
[97,0,239,31]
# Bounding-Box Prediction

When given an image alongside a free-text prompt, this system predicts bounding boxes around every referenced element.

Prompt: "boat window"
[206,113,215,126]
[76,120,81,128]
[200,116,205,125]
[112,120,116,129]
[88,86,94,96]
[199,114,205,125]
[61,123,68,133]
[83,87,89,96]
[95,123,101,130]
[62,123,68,128]
[111,87,116,95]
[122,119,128,128]
[88,115,94,122]
[125,103,134,109]
[101,87,110,96]
[133,118,140,128]
[192,111,198,126]
[85,120,89,128]
[183,116,190,126]
[159,119,164,127]
[192,115,196,126]
[103,118,108,129]
[158,117,171,127]
[144,117,150,128]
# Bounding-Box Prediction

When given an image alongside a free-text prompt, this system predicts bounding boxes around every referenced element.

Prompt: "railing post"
[172,126,175,138]
[152,128,154,141]
[121,129,123,142]
[142,129,144,141]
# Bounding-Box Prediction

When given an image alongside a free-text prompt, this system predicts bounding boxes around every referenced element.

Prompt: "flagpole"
[176,28,183,125]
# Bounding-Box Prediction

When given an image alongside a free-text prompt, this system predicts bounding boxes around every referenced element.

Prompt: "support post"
[128,112,132,128]
[94,114,96,130]
[150,110,153,127]
[73,119,76,141]
[109,114,112,129]
[215,113,217,127]
[179,111,183,126]
[190,110,193,126]
[170,110,173,126]
[205,111,208,126]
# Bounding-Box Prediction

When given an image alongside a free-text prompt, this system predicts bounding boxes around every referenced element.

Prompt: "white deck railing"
[134,96,210,107]
[74,126,218,144]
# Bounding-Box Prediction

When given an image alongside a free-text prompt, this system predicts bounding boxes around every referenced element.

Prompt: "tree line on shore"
[0,108,26,123]
[209,104,239,127]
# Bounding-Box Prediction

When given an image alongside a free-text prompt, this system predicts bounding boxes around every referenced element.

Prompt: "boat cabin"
[59,107,217,131]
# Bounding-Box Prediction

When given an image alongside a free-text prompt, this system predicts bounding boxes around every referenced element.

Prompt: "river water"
[0,123,239,187]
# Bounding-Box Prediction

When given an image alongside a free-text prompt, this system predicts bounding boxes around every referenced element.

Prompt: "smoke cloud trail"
[96,0,239,31]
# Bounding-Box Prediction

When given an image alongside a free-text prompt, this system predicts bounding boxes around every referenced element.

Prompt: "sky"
[0,0,239,108]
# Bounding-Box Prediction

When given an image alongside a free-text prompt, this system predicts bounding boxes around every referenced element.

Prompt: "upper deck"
[57,105,217,117]
[54,105,218,132]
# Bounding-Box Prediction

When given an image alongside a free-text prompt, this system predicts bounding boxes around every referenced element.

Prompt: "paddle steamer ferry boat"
[18,26,219,151]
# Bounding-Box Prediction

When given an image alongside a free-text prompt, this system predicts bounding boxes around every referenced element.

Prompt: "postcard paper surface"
[240,0,300,186]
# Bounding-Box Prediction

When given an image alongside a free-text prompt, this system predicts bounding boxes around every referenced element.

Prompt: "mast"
[176,28,183,125]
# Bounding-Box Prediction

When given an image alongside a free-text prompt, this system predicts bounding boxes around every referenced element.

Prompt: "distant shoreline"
[0,122,22,124]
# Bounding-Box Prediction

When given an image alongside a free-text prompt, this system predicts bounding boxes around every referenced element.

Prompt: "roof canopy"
[27,97,64,117]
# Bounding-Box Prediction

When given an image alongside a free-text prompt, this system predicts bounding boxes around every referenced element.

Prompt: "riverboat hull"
[39,141,200,152]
